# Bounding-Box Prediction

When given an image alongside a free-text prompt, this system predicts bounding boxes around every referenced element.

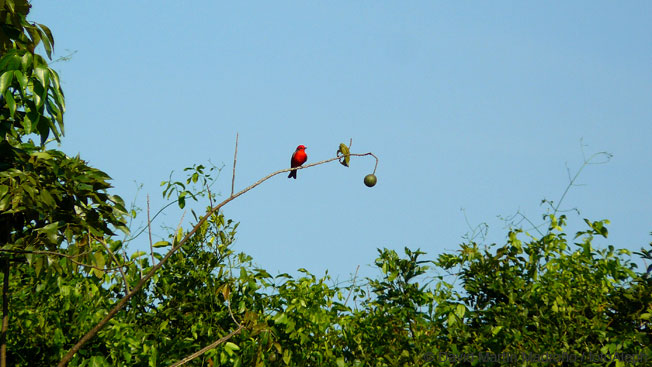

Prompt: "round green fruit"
[364,174,377,187]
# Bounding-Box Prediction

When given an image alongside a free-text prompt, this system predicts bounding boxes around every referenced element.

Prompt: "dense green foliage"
[1,2,650,366]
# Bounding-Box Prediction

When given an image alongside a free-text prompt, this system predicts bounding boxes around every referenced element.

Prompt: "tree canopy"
[0,2,650,366]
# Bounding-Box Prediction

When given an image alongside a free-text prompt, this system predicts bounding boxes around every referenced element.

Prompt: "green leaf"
[37,23,55,47]
[33,65,50,90]
[148,345,158,367]
[0,194,9,211]
[224,341,240,356]
[89,355,108,367]
[159,320,169,331]
[455,304,466,319]
[491,325,503,336]
[37,23,54,58]
[152,241,170,248]
[447,311,457,327]
[40,222,59,244]
[34,256,44,277]
[14,70,27,93]
[92,252,105,278]
[20,51,33,70]
[336,357,346,367]
[0,71,13,95]
[282,349,291,365]
[3,89,16,118]
[39,189,55,207]
[337,143,350,167]
[130,251,146,260]
[31,151,52,160]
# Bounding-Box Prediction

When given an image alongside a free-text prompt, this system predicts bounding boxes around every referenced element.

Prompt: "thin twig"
[231,133,238,197]
[96,237,131,293]
[68,257,126,271]
[551,151,611,218]
[343,265,360,308]
[176,211,186,240]
[0,248,90,259]
[1,259,9,367]
[226,299,241,327]
[207,181,214,209]
[0,247,129,272]
[169,324,245,367]
[147,194,154,266]
[58,151,378,366]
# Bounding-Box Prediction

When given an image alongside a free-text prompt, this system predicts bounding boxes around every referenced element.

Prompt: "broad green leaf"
[39,189,55,207]
[31,151,52,160]
[33,65,50,90]
[338,143,350,167]
[94,251,105,269]
[224,341,240,356]
[4,89,16,118]
[34,256,44,277]
[37,24,53,58]
[20,51,33,70]
[92,252,105,278]
[0,71,13,95]
[37,23,55,47]
[152,241,170,248]
[455,304,466,319]
[282,349,291,365]
[221,284,230,300]
[447,311,456,327]
[6,0,15,13]
[130,251,146,260]
[0,194,9,211]
[40,222,59,244]
[491,325,503,336]
[89,356,108,367]
[148,345,158,367]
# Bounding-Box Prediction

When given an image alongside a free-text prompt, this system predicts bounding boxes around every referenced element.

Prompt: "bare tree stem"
[1,259,9,367]
[231,133,238,197]
[169,324,245,367]
[147,195,154,266]
[58,151,378,366]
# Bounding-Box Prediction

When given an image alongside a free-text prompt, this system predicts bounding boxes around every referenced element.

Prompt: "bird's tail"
[288,170,297,179]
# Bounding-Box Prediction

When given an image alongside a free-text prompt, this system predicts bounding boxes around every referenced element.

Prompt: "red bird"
[288,145,308,179]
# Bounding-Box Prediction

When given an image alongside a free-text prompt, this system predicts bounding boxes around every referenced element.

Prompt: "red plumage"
[288,145,308,179]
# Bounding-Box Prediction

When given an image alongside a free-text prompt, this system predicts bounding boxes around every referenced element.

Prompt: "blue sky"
[31,2,651,280]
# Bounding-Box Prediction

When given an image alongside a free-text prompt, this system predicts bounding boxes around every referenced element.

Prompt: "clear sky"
[30,2,652,280]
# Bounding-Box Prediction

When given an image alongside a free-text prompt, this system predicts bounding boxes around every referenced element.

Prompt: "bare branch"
[552,150,612,218]
[231,133,238,197]
[58,150,378,366]
[96,237,131,293]
[0,248,129,272]
[226,299,241,328]
[147,194,154,266]
[176,211,186,239]
[0,248,90,260]
[343,265,360,308]
[169,324,245,367]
